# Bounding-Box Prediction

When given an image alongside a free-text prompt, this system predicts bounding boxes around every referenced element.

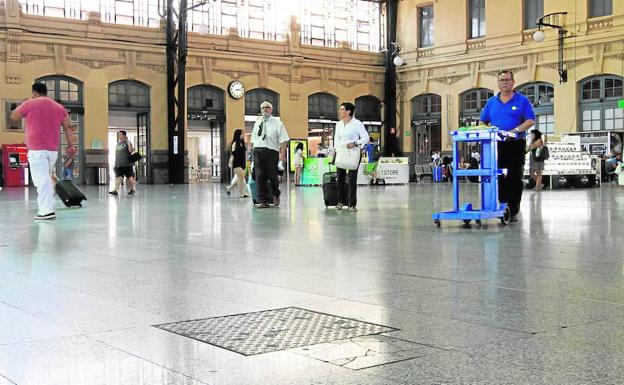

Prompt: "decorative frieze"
[139,63,167,73]
[21,54,51,63]
[273,74,291,83]
[522,32,534,43]
[587,17,612,32]
[418,49,434,58]
[67,57,121,69]
[467,39,486,50]
[431,74,469,84]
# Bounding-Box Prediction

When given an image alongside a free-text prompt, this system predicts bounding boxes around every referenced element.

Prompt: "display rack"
[524,142,599,189]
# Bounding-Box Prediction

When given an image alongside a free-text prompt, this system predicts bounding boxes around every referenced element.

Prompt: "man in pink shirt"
[11,82,75,220]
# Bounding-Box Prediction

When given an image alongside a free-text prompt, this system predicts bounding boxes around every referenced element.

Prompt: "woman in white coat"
[332,102,369,212]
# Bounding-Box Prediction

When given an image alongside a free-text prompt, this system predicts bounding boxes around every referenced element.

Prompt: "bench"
[415,164,433,181]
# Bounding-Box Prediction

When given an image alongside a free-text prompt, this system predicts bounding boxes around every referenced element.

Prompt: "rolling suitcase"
[322,171,339,208]
[56,179,87,207]
[433,166,443,182]
[247,174,272,205]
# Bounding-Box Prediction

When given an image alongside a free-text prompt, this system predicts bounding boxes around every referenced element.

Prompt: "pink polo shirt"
[16,97,68,151]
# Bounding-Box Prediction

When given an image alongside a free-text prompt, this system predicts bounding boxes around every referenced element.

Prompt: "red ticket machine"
[2,144,28,187]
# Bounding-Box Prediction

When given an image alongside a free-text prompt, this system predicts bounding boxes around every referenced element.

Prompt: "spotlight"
[393,56,405,66]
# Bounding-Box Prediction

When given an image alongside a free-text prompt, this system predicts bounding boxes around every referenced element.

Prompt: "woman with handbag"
[527,129,545,191]
[225,129,250,198]
[332,102,370,212]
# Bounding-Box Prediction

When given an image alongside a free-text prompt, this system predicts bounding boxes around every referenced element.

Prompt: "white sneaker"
[34,212,56,220]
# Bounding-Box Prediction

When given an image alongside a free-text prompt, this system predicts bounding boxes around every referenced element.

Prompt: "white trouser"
[27,150,58,215]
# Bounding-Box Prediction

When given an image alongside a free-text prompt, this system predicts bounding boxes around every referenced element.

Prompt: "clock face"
[228,81,245,99]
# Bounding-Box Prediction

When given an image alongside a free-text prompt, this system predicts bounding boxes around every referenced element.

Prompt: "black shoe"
[34,212,56,220]
[255,202,270,209]
[128,190,135,195]
[109,190,118,196]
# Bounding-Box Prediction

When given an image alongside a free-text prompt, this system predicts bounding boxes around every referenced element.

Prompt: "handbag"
[334,145,360,170]
[128,152,142,163]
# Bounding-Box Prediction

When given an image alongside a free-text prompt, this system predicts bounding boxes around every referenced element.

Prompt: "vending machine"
[2,144,28,187]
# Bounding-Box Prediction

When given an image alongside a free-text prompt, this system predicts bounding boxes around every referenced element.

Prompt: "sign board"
[618,99,624,109]
[589,144,607,155]
[301,158,335,185]
[377,163,410,184]
[91,139,104,149]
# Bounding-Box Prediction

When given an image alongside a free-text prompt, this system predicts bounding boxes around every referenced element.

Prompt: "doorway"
[108,111,147,184]
[188,120,225,182]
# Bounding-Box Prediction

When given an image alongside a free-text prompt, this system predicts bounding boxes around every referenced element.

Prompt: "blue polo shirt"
[480,91,535,138]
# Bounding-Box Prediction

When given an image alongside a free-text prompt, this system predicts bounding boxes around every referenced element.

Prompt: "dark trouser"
[497,140,526,216]
[337,167,359,208]
[254,147,280,204]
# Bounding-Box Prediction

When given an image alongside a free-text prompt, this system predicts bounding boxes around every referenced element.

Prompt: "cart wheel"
[500,206,511,225]
[434,220,441,228]
[463,219,471,225]
[475,219,482,228]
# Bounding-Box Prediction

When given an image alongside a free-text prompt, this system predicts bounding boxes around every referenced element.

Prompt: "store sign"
[619,99,624,109]
[377,162,409,184]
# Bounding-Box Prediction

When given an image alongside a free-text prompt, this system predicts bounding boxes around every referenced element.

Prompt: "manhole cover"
[154,307,398,356]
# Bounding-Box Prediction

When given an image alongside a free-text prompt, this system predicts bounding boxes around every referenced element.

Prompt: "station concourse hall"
[1,0,624,384]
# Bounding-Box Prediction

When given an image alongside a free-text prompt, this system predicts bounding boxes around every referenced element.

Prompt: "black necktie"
[258,121,265,139]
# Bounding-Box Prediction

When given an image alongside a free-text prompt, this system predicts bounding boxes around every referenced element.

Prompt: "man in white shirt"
[250,101,290,208]
[332,102,369,212]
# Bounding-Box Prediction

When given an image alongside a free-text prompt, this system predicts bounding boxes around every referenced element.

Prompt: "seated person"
[606,152,622,181]
[316,143,327,158]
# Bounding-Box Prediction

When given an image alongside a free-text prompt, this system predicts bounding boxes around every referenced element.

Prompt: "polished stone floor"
[1,181,623,385]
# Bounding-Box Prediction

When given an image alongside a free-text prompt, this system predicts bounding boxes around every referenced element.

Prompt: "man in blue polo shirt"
[480,70,535,222]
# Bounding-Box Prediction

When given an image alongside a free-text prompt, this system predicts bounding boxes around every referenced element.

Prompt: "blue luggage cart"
[432,128,516,228]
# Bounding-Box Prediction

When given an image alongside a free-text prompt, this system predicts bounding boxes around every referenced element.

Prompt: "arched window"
[411,93,441,116]
[108,80,150,108]
[459,88,493,125]
[355,95,382,121]
[517,82,554,133]
[307,93,337,149]
[355,95,382,135]
[579,75,623,131]
[308,93,338,120]
[245,88,279,116]
[37,75,83,104]
[188,85,225,112]
[411,94,442,161]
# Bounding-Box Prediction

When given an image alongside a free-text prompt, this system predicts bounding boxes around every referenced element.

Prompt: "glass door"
[208,121,224,182]
[136,112,149,182]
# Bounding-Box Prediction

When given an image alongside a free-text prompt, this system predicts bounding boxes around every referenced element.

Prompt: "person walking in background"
[10,82,75,220]
[250,101,290,208]
[61,148,74,180]
[332,102,369,212]
[293,142,305,185]
[527,129,545,191]
[109,130,136,196]
[364,137,376,163]
[316,143,327,158]
[480,70,535,222]
[225,129,250,198]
